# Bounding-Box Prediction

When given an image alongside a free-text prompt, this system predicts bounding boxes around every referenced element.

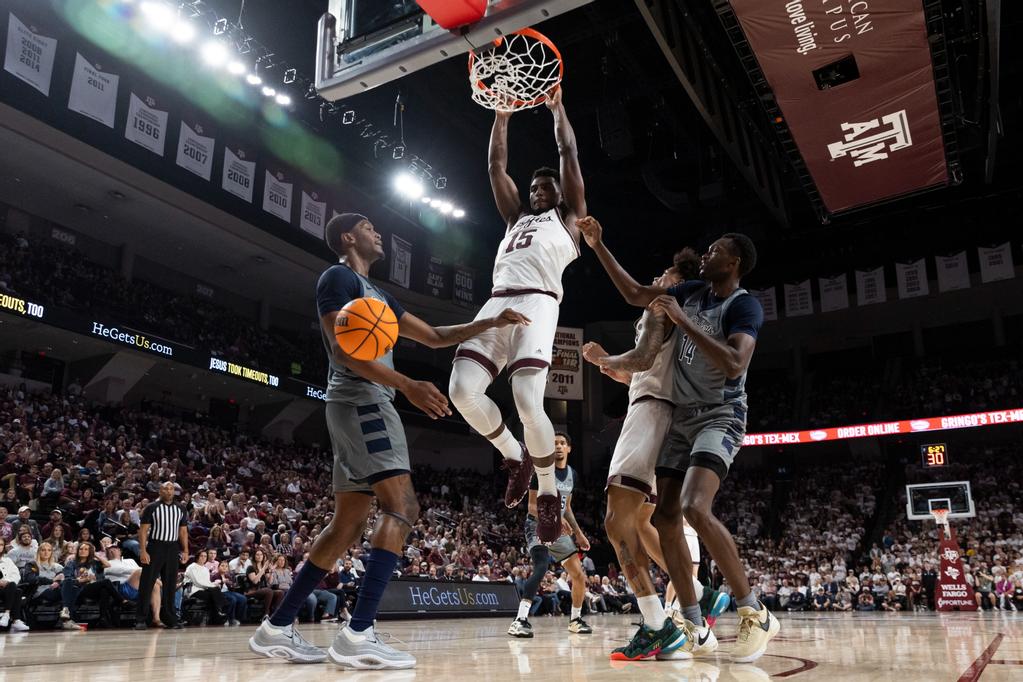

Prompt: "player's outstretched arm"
[576,216,666,307]
[397,308,530,349]
[589,311,666,374]
[581,342,632,385]
[489,111,522,225]
[319,311,451,419]
[546,87,585,218]
[562,494,589,551]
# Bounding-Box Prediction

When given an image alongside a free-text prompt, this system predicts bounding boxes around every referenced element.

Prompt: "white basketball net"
[931,509,949,527]
[470,31,563,111]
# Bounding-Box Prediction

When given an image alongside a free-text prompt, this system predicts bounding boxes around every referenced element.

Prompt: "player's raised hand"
[581,341,608,365]
[492,308,531,328]
[544,84,563,109]
[575,216,603,247]
[402,380,452,420]
[649,295,686,326]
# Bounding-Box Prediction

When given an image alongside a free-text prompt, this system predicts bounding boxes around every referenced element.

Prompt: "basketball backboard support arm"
[315,0,594,102]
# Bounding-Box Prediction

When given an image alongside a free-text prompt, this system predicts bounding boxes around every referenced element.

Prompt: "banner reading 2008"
[545,326,583,401]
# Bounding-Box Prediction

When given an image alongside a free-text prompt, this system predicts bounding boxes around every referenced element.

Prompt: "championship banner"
[546,327,583,401]
[978,243,1014,283]
[783,280,812,317]
[727,0,948,212]
[175,120,215,181]
[262,169,294,222]
[935,538,977,611]
[453,266,475,308]
[425,257,451,299]
[4,13,57,96]
[389,235,411,289]
[377,579,518,619]
[895,258,929,299]
[125,93,168,156]
[299,191,327,239]
[742,407,1023,447]
[67,53,118,128]
[750,287,777,322]
[221,146,255,202]
[936,251,970,293]
[855,267,887,306]
[818,274,849,313]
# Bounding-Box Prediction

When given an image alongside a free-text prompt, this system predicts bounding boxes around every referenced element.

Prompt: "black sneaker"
[568,617,593,634]
[507,618,534,638]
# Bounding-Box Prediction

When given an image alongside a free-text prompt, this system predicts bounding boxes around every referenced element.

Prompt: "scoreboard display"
[921,443,948,468]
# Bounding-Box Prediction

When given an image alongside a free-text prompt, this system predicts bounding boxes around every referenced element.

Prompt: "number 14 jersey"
[492,208,579,302]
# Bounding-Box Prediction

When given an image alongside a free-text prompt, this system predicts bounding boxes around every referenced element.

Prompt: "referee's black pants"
[138,540,180,626]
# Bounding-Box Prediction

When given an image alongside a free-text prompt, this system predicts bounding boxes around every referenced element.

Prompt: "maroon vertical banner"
[935,537,977,611]
[727,0,948,212]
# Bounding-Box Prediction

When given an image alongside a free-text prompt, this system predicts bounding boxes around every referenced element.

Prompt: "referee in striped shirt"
[135,481,188,630]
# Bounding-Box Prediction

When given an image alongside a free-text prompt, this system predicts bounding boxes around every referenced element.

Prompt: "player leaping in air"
[448,86,584,544]
[577,216,778,664]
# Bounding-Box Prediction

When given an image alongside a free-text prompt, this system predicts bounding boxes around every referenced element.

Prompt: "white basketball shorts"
[454,291,560,379]
[606,398,674,501]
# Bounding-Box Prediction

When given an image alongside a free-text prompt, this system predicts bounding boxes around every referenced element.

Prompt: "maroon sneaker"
[535,491,562,544]
[501,444,533,508]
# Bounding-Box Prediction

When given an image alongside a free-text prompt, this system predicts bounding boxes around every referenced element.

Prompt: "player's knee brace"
[449,361,502,432]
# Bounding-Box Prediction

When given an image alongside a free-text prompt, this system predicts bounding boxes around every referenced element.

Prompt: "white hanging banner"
[124,93,168,156]
[299,191,327,239]
[818,274,849,312]
[262,170,293,222]
[390,235,411,289]
[936,251,970,293]
[783,280,813,317]
[221,147,255,202]
[175,121,214,180]
[750,287,777,322]
[856,267,887,306]
[4,13,57,96]
[895,258,929,299]
[546,327,584,401]
[67,53,118,128]
[978,243,1014,283]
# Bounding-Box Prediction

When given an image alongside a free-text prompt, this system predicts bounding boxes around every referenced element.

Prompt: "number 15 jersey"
[492,208,579,302]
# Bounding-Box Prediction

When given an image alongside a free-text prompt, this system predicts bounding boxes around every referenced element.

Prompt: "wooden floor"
[1,612,1021,681]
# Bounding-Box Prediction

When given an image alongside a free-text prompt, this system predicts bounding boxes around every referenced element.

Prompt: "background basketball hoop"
[931,508,950,538]
[468,28,564,111]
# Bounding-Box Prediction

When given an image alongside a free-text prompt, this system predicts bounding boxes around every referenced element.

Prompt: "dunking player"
[582,250,729,661]
[448,87,584,544]
[249,213,527,670]
[578,216,779,663]
[508,432,592,638]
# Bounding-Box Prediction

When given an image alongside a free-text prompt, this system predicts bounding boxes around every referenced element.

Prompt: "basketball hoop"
[468,28,564,111]
[930,508,949,528]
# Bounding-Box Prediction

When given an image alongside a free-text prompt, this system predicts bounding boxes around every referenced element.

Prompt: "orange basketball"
[333,297,399,361]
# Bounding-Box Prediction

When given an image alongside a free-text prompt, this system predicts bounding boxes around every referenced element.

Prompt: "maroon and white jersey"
[492,208,579,302]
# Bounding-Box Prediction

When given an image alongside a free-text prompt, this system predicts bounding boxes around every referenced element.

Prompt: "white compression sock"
[571,606,582,621]
[535,463,556,495]
[517,599,531,621]
[491,426,523,462]
[637,595,667,627]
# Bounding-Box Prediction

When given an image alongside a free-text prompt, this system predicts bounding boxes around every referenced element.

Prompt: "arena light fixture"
[438,201,453,215]
[452,208,466,219]
[140,1,175,28]
[393,173,424,199]
[420,196,432,204]
[245,73,262,86]
[275,93,292,106]
[170,21,196,44]
[227,60,246,75]
[200,41,229,68]
[261,86,277,98]
[430,199,442,209]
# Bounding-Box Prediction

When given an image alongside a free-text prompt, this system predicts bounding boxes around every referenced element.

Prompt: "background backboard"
[905,481,975,521]
[315,0,593,101]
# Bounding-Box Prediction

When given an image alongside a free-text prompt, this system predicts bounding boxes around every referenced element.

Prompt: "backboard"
[905,481,975,521]
[315,0,593,102]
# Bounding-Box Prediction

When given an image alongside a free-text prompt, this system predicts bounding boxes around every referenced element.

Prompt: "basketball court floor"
[1,612,1020,681]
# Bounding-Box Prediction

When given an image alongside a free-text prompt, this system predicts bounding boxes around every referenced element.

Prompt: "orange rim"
[468,28,564,108]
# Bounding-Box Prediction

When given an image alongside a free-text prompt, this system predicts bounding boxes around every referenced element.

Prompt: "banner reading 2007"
[545,326,583,401]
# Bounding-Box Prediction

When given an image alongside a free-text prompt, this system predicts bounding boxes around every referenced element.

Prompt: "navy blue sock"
[349,548,399,632]
[269,561,328,627]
